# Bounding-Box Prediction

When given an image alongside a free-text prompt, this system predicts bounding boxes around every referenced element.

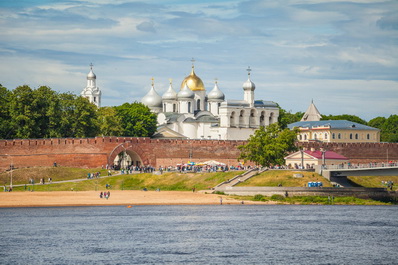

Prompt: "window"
[324,133,328,139]
[338,133,341,139]
[304,134,307,140]
[367,134,370,140]
[332,133,335,139]
[188,102,191,113]
[299,135,302,140]
[93,97,96,102]
[350,133,353,139]
[197,99,201,110]
[355,133,358,140]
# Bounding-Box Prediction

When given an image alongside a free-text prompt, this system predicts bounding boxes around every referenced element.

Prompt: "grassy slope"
[348,176,398,188]
[0,167,108,186]
[237,170,333,187]
[10,169,244,192]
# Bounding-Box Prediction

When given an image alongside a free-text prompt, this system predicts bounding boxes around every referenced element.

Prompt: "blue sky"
[1,0,397,121]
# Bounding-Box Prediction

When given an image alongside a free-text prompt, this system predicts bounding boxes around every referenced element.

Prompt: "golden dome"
[180,66,205,91]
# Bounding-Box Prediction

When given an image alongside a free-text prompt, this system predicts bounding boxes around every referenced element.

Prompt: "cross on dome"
[90,63,93,70]
[191,58,195,68]
[246,66,252,76]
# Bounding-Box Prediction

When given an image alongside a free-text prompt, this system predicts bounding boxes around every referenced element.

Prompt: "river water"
[0,205,397,264]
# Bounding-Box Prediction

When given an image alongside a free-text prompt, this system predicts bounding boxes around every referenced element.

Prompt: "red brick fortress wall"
[298,142,398,164]
[1,137,397,171]
[0,137,246,171]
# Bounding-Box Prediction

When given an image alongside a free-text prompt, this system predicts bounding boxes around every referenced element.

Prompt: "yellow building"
[288,102,380,143]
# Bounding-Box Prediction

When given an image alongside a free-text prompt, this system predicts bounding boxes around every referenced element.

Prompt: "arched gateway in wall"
[107,142,149,167]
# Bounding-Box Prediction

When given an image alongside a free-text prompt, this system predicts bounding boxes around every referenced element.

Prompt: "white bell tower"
[81,63,101,108]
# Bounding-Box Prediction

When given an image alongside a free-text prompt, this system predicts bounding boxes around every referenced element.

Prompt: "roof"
[304,150,348,160]
[288,120,379,131]
[301,101,322,121]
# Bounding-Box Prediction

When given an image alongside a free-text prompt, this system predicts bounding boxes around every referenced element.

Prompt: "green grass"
[232,194,394,205]
[0,166,108,186]
[348,176,398,188]
[10,170,244,192]
[236,170,332,187]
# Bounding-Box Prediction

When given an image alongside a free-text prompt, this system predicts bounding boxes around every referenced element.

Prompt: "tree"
[278,107,303,129]
[97,106,124,136]
[8,85,36,138]
[0,84,12,139]
[321,114,367,125]
[115,102,157,137]
[238,123,298,167]
[59,94,99,138]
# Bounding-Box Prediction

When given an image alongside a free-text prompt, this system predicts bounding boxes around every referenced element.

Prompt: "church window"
[269,112,274,124]
[197,99,201,110]
[188,102,191,113]
[93,97,96,102]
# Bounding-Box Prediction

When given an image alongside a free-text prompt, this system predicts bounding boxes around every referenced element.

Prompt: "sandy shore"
[0,190,271,207]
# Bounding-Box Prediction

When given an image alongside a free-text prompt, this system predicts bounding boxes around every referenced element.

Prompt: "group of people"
[87,172,100,179]
[99,191,110,199]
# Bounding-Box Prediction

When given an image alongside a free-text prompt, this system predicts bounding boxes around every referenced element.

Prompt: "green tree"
[8,85,36,138]
[278,107,303,129]
[321,114,367,125]
[97,106,123,136]
[115,102,157,137]
[381,115,398,142]
[238,123,298,167]
[59,93,99,138]
[32,86,62,138]
[0,84,12,139]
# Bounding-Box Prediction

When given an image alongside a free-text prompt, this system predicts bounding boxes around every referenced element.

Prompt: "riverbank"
[0,190,275,207]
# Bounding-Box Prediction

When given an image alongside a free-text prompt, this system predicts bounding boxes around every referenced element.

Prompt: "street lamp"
[321,149,326,169]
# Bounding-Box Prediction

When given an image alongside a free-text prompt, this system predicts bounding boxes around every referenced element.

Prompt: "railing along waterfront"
[324,162,398,170]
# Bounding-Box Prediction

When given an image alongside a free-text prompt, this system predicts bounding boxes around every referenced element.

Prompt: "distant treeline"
[0,85,396,142]
[278,108,398,142]
[0,85,157,139]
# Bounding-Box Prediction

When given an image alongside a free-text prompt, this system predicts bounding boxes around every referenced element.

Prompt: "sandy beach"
[0,190,271,207]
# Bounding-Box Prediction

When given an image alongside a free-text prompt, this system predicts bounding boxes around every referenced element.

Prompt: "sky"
[0,0,397,121]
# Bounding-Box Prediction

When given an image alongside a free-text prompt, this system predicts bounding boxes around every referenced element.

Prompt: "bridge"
[318,162,398,180]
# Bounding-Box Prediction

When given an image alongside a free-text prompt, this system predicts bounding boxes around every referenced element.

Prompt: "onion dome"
[243,66,255,91]
[180,65,205,91]
[162,80,177,100]
[207,81,225,101]
[87,63,96,80]
[142,79,162,108]
[177,83,195,99]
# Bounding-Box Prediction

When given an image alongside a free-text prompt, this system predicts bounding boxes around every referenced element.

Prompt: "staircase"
[214,167,266,191]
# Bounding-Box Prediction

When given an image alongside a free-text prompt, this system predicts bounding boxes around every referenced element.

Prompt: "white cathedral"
[80,63,280,141]
[141,64,280,140]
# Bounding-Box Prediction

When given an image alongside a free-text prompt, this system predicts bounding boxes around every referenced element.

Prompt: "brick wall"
[1,137,397,171]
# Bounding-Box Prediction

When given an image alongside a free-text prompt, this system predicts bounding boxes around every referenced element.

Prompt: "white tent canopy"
[203,160,226,166]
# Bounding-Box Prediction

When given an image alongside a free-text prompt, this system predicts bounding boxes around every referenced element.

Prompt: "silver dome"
[177,83,195,99]
[87,69,96,80]
[243,77,255,91]
[142,85,162,108]
[162,83,177,100]
[207,82,225,101]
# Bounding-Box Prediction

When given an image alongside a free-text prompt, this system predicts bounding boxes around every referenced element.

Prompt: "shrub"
[271,194,285,201]
[253,194,265,201]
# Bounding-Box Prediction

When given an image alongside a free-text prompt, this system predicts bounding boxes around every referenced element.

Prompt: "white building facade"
[142,65,279,141]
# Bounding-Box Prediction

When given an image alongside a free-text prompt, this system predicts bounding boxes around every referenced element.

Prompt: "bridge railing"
[324,162,398,170]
